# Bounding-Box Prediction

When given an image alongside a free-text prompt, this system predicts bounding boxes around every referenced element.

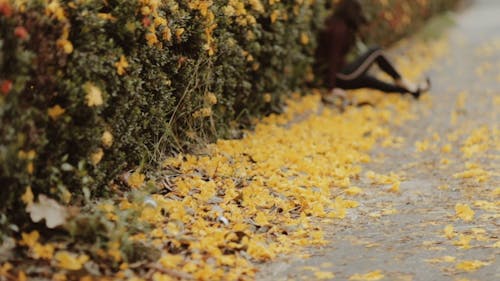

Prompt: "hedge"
[0,0,459,236]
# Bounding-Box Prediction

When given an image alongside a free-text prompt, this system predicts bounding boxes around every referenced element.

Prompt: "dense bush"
[0,0,458,235]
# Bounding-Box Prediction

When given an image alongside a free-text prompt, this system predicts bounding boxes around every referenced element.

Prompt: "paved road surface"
[257,1,499,280]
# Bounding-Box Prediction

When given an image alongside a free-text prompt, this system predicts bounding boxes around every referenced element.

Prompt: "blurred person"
[316,0,430,104]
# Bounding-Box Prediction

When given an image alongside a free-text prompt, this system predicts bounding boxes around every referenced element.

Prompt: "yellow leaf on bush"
[90,148,104,165]
[204,92,217,105]
[263,93,272,103]
[97,13,117,21]
[83,82,103,107]
[300,32,309,45]
[47,105,65,120]
[162,27,172,41]
[101,130,114,148]
[21,186,34,205]
[54,251,89,270]
[56,39,73,54]
[175,28,185,40]
[455,203,474,221]
[270,10,280,23]
[146,32,159,46]
[349,270,384,281]
[115,55,129,76]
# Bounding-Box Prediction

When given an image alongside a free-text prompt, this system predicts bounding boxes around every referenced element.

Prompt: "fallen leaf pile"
[3,19,498,281]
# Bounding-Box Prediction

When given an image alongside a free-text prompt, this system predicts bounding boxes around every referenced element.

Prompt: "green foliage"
[0,0,459,235]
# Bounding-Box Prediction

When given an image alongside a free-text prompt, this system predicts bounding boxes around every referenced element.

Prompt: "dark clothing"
[317,17,408,94]
[317,17,356,90]
[336,47,407,94]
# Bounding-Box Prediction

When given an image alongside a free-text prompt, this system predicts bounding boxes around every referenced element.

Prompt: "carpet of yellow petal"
[1,33,452,281]
[124,38,447,280]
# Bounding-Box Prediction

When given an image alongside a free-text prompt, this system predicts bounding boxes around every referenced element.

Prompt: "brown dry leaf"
[26,195,68,228]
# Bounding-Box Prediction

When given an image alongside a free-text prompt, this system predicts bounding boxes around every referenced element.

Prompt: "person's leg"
[337,47,402,81]
[337,74,408,94]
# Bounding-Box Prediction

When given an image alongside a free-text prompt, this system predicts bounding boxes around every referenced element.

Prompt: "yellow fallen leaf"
[32,243,55,260]
[0,262,13,275]
[453,234,471,250]
[254,212,270,226]
[349,270,384,281]
[128,171,145,189]
[314,271,335,279]
[19,231,39,248]
[444,224,455,240]
[345,186,363,196]
[425,256,456,263]
[320,262,334,268]
[440,158,451,166]
[415,140,429,152]
[17,271,27,281]
[441,144,452,153]
[301,266,319,271]
[389,181,400,193]
[152,272,176,281]
[437,184,449,190]
[492,188,500,197]
[381,208,398,215]
[455,260,489,272]
[55,251,89,270]
[247,239,275,261]
[455,203,474,222]
[473,200,497,211]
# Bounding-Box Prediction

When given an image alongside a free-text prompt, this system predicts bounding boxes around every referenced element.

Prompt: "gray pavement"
[256,1,499,280]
